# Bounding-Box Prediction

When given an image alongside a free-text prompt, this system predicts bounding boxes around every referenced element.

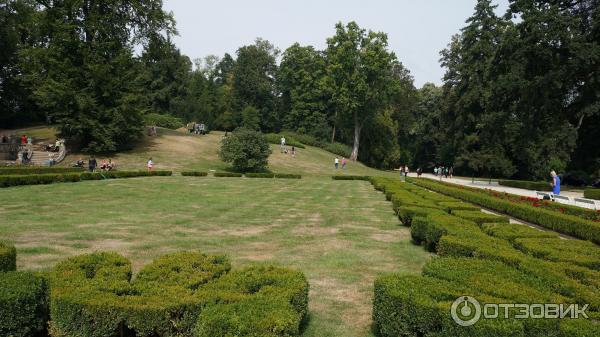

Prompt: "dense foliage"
[219,128,272,172]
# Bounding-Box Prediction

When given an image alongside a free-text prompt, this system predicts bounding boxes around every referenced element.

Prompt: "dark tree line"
[1,0,598,180]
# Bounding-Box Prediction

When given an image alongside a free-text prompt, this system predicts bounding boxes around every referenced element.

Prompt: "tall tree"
[22,0,174,152]
[325,22,398,161]
[232,38,279,132]
[278,43,331,139]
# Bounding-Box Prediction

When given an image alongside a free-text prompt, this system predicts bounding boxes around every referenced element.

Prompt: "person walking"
[551,170,561,195]
[449,166,454,179]
[342,157,347,169]
[147,157,154,172]
[280,136,286,153]
[291,146,296,157]
[88,156,97,173]
[334,157,339,169]
[404,165,409,177]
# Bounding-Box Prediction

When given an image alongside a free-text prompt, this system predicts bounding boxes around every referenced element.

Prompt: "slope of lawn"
[0,176,429,337]
[54,127,397,178]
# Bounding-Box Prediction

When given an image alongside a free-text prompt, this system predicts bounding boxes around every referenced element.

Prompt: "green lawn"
[0,176,429,337]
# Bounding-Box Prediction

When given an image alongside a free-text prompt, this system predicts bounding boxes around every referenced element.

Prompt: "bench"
[553,195,573,205]
[574,198,598,210]
[536,191,553,200]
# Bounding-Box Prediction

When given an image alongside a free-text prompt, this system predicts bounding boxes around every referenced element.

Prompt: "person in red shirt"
[21,135,27,144]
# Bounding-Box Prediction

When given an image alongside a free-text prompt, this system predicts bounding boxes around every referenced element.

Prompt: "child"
[291,146,296,157]
[342,157,347,169]
[334,157,339,169]
[147,157,154,172]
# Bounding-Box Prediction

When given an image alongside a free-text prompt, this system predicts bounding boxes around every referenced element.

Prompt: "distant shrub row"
[0,246,309,337]
[410,178,600,244]
[369,177,600,336]
[0,170,172,188]
[181,171,208,176]
[0,167,84,175]
[585,188,600,200]
[143,112,184,129]
[264,133,306,148]
[498,179,552,191]
[331,175,370,181]
[266,131,353,158]
[181,171,301,179]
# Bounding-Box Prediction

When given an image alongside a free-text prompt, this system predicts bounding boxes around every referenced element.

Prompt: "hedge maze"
[370,177,600,336]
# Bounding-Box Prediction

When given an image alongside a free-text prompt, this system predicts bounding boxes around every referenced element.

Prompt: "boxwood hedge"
[48,251,308,337]
[0,242,16,272]
[214,172,243,177]
[181,171,208,176]
[498,179,552,191]
[0,271,49,337]
[331,175,370,180]
[0,170,172,188]
[451,210,510,226]
[410,178,600,244]
[0,166,84,175]
[245,173,275,178]
[584,188,600,200]
[274,173,302,179]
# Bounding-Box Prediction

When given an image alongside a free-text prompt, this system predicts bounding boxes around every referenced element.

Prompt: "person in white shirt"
[147,158,154,172]
[334,157,339,169]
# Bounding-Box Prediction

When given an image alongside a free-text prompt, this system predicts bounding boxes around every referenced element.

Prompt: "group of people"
[334,157,348,169]
[434,165,454,179]
[279,137,296,157]
[45,139,63,152]
[188,122,207,135]
[79,157,116,172]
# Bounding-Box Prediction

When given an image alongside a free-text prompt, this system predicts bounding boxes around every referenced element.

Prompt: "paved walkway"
[410,173,585,199]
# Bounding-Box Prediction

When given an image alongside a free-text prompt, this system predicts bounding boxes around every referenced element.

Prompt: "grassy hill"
[52,127,395,178]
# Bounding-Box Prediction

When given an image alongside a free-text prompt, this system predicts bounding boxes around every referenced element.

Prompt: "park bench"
[553,195,573,205]
[574,197,598,210]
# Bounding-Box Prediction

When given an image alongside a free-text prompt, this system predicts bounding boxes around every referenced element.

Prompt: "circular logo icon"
[451,296,481,326]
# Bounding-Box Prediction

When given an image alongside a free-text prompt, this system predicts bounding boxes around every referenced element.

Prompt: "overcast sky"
[163,0,510,88]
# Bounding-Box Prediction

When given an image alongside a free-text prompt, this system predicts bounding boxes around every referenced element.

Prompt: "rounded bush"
[0,242,16,272]
[0,271,48,337]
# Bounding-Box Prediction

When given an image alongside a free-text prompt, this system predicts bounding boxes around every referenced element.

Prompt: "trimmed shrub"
[482,223,559,242]
[584,188,600,200]
[0,242,16,272]
[196,265,309,336]
[220,128,272,172]
[0,271,49,337]
[181,171,208,176]
[514,238,600,270]
[0,170,172,188]
[245,173,275,178]
[49,251,230,337]
[49,252,307,337]
[410,178,600,244]
[0,167,84,175]
[274,173,302,179]
[397,206,442,227]
[452,210,510,226]
[331,175,370,180]
[437,201,481,213]
[143,112,183,129]
[498,179,552,191]
[214,172,243,177]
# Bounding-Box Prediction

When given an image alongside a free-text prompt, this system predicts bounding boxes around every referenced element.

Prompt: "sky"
[163,0,510,88]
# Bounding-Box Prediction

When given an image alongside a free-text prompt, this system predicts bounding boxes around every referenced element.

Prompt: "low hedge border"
[0,244,49,337]
[274,173,302,179]
[584,188,600,200]
[49,251,308,337]
[498,179,552,191]
[181,171,208,176]
[451,210,510,226]
[0,167,85,176]
[482,223,559,242]
[0,170,173,188]
[410,178,600,244]
[0,242,16,272]
[245,173,275,178]
[332,175,370,180]
[513,237,600,271]
[213,172,243,177]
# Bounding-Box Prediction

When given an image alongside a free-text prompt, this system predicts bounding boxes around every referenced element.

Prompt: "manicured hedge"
[371,176,600,335]
[0,167,84,175]
[498,179,552,191]
[331,175,370,180]
[245,172,275,178]
[181,171,208,176]
[437,201,481,213]
[214,172,243,177]
[452,210,510,226]
[274,173,302,179]
[264,133,306,149]
[49,251,308,337]
[0,271,49,337]
[0,170,173,188]
[410,178,600,244]
[584,188,600,200]
[0,242,16,272]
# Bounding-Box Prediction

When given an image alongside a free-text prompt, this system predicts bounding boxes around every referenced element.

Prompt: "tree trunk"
[350,114,361,161]
[331,124,336,144]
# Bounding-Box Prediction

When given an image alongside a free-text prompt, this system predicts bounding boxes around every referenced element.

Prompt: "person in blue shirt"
[551,170,561,195]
